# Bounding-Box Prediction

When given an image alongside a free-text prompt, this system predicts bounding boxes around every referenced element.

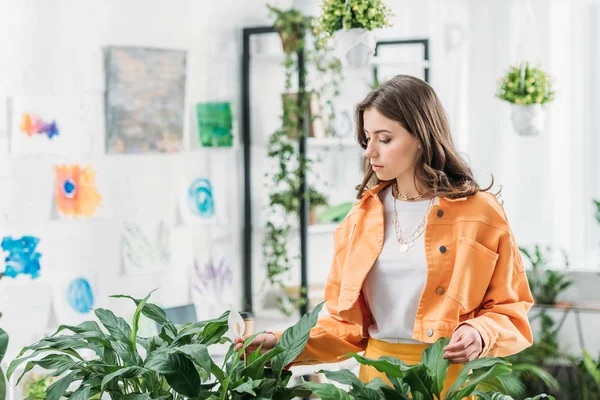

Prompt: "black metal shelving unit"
[241,31,430,317]
[241,26,311,317]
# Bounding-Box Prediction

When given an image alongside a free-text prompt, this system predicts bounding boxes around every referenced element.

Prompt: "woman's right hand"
[233,333,278,355]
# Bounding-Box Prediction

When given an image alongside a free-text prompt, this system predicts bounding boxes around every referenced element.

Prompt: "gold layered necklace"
[391,182,433,252]
[392,181,424,201]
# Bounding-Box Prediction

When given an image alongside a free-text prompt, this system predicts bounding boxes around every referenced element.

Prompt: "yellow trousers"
[358,338,474,400]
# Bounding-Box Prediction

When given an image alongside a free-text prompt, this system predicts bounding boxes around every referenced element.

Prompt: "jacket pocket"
[447,237,499,313]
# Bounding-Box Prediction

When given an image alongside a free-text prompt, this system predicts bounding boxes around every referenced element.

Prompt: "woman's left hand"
[443,325,484,364]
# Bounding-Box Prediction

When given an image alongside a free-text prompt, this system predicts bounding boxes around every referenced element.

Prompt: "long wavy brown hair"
[355,75,493,200]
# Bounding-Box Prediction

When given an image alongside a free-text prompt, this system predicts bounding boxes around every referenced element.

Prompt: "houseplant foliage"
[263,4,341,316]
[315,0,394,67]
[519,244,573,306]
[303,338,554,400]
[7,290,325,400]
[0,319,8,400]
[495,61,555,136]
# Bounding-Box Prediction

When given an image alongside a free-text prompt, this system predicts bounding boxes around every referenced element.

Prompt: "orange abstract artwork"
[54,165,102,218]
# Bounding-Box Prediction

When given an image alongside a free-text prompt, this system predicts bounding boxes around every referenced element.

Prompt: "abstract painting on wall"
[53,273,97,325]
[196,102,233,147]
[190,254,233,320]
[122,221,170,275]
[54,164,102,218]
[1,236,41,279]
[179,177,216,225]
[106,46,187,153]
[10,96,92,155]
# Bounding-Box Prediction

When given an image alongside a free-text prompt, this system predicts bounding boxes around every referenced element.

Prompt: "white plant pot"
[510,103,546,136]
[333,28,376,68]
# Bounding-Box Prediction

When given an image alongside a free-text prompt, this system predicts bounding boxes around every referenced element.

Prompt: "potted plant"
[315,0,394,67]
[267,4,313,54]
[6,290,325,399]
[519,244,573,306]
[496,61,555,136]
[302,337,554,400]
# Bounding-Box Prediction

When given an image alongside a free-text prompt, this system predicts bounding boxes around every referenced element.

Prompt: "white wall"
[0,0,599,373]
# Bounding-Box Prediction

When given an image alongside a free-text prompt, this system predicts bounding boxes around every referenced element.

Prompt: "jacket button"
[427,329,434,337]
[436,287,445,295]
[437,209,444,218]
[439,246,447,253]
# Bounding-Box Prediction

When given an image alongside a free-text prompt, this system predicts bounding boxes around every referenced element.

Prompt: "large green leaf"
[131,291,154,349]
[111,340,142,366]
[144,352,200,397]
[380,386,411,400]
[101,366,148,392]
[345,353,405,379]
[473,390,515,400]
[109,293,169,326]
[271,302,324,376]
[33,354,76,374]
[174,344,212,375]
[121,394,152,400]
[95,308,133,344]
[304,381,353,400]
[447,357,511,395]
[449,364,511,400]
[320,369,363,388]
[402,364,434,400]
[242,346,286,379]
[52,321,103,336]
[421,337,450,399]
[45,371,78,400]
[8,348,82,382]
[0,328,8,363]
[69,385,92,400]
[0,368,6,400]
[232,377,262,396]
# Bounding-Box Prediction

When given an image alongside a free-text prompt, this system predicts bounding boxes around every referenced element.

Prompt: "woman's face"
[363,107,420,182]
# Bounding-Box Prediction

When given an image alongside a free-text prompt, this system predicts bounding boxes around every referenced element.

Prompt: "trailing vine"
[262,4,342,316]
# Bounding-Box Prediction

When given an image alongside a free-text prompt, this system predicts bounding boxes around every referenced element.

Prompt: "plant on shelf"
[496,61,555,136]
[519,244,573,306]
[263,4,341,316]
[302,337,553,400]
[7,290,326,400]
[315,0,394,67]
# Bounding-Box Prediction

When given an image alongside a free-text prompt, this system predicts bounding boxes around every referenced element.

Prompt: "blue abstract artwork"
[187,178,215,218]
[1,236,42,279]
[66,278,95,313]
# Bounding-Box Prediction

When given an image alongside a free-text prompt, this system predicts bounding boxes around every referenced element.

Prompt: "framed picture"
[106,46,187,153]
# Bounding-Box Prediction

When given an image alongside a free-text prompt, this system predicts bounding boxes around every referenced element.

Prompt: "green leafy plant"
[0,322,8,400]
[519,244,573,305]
[267,5,312,54]
[263,4,342,316]
[304,338,554,399]
[315,0,394,36]
[593,199,600,224]
[496,62,555,105]
[22,373,58,399]
[6,290,326,400]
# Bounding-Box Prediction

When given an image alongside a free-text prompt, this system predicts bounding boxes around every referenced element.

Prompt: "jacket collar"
[363,180,468,202]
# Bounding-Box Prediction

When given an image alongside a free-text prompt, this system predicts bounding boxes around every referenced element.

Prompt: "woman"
[235,75,533,394]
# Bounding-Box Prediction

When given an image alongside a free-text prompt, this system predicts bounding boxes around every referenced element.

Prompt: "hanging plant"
[315,0,394,67]
[496,61,555,136]
[263,5,342,316]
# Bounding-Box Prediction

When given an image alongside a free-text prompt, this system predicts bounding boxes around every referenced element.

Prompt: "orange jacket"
[276,181,534,366]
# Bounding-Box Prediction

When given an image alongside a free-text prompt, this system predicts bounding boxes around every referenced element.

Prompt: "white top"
[362,185,435,344]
